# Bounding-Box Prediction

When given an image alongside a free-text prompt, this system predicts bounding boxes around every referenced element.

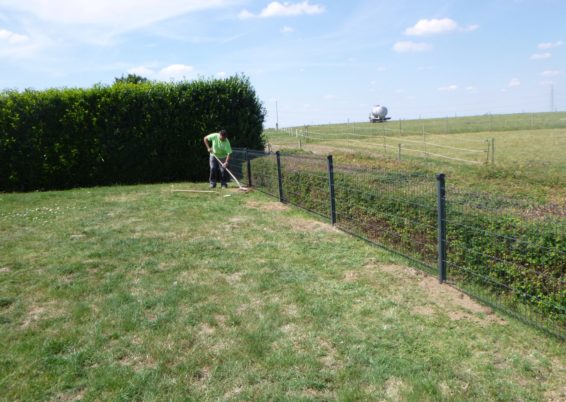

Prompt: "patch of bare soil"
[198,323,216,336]
[287,217,340,233]
[520,202,566,219]
[54,388,86,401]
[21,302,65,329]
[0,266,11,273]
[384,377,408,400]
[343,271,359,282]
[317,337,341,370]
[245,200,289,211]
[418,277,505,325]
[375,264,506,325]
[118,353,157,371]
[104,193,147,203]
[225,272,242,285]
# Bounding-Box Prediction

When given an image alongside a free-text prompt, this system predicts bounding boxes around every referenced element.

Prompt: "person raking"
[203,129,232,188]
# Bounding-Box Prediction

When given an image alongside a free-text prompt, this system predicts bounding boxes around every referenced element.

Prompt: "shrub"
[0,75,265,191]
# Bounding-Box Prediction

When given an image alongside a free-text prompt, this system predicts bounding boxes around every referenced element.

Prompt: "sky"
[0,0,564,128]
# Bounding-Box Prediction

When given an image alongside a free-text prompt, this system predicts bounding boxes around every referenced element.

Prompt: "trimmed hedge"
[0,75,265,191]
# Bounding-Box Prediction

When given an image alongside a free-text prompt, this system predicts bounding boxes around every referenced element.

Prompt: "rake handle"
[212,154,244,189]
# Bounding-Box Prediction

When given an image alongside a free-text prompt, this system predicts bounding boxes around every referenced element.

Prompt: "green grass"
[1,183,565,401]
[266,112,566,203]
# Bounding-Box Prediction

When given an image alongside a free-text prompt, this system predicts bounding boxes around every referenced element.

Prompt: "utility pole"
[276,100,279,130]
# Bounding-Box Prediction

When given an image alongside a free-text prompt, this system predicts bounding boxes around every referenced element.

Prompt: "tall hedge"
[0,75,265,191]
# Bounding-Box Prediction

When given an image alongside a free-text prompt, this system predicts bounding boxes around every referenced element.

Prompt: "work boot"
[210,183,216,189]
[221,183,228,189]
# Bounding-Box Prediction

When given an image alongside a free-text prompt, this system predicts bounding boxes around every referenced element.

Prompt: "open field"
[265,112,566,203]
[1,183,565,401]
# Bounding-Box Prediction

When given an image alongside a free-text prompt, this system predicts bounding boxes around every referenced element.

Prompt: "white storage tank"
[369,105,390,122]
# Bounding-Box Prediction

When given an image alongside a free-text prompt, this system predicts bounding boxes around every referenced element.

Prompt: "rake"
[212,154,251,192]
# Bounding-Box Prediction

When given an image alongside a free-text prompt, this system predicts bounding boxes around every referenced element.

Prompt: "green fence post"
[436,173,447,283]
[327,155,336,225]
[276,151,284,202]
[245,148,252,187]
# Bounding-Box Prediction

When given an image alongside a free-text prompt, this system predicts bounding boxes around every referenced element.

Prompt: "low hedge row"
[0,75,265,191]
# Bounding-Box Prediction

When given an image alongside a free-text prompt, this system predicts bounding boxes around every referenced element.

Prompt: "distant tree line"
[0,75,265,191]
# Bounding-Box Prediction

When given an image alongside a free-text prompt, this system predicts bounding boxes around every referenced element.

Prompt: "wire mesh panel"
[227,148,248,185]
[244,149,279,198]
[445,189,566,338]
[278,153,329,218]
[332,165,438,274]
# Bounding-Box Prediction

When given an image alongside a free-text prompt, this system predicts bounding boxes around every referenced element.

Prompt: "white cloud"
[158,64,194,80]
[538,40,563,49]
[542,70,561,77]
[393,41,432,53]
[324,94,337,100]
[438,84,458,92]
[238,10,255,19]
[0,26,52,60]
[281,26,294,33]
[216,71,227,78]
[462,24,479,32]
[0,0,238,31]
[0,28,29,44]
[239,1,325,19]
[127,66,155,77]
[127,64,195,80]
[508,78,521,87]
[465,86,478,94]
[530,53,552,60]
[404,18,478,36]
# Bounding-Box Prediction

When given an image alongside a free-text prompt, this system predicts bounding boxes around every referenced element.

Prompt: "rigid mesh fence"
[332,164,438,274]
[230,148,565,339]
[445,190,565,335]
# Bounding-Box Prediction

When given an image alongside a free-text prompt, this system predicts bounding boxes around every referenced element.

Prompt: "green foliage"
[0,75,265,191]
[113,74,149,84]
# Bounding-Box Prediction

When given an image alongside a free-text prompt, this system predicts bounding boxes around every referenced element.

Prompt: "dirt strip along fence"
[228,148,565,339]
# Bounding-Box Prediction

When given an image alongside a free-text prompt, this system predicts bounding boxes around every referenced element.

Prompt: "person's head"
[219,129,228,141]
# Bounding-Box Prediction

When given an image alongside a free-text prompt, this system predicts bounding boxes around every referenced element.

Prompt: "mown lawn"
[0,183,564,401]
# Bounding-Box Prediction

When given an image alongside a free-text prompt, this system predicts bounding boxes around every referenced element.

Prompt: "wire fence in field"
[279,111,566,137]
[229,148,566,339]
[275,125,492,165]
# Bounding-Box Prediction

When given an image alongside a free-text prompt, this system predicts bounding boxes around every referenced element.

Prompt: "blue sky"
[0,0,564,127]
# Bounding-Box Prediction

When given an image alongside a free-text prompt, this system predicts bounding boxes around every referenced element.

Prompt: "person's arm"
[222,153,230,168]
[222,141,232,167]
[203,135,212,154]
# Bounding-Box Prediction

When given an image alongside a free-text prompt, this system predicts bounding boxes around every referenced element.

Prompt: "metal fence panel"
[233,148,565,339]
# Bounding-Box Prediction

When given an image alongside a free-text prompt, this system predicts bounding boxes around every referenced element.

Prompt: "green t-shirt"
[206,133,232,158]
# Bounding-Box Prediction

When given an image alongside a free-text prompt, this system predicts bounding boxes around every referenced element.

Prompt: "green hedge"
[0,75,265,191]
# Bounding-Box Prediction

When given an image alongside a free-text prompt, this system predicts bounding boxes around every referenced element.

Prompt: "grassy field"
[1,183,565,401]
[265,112,566,204]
